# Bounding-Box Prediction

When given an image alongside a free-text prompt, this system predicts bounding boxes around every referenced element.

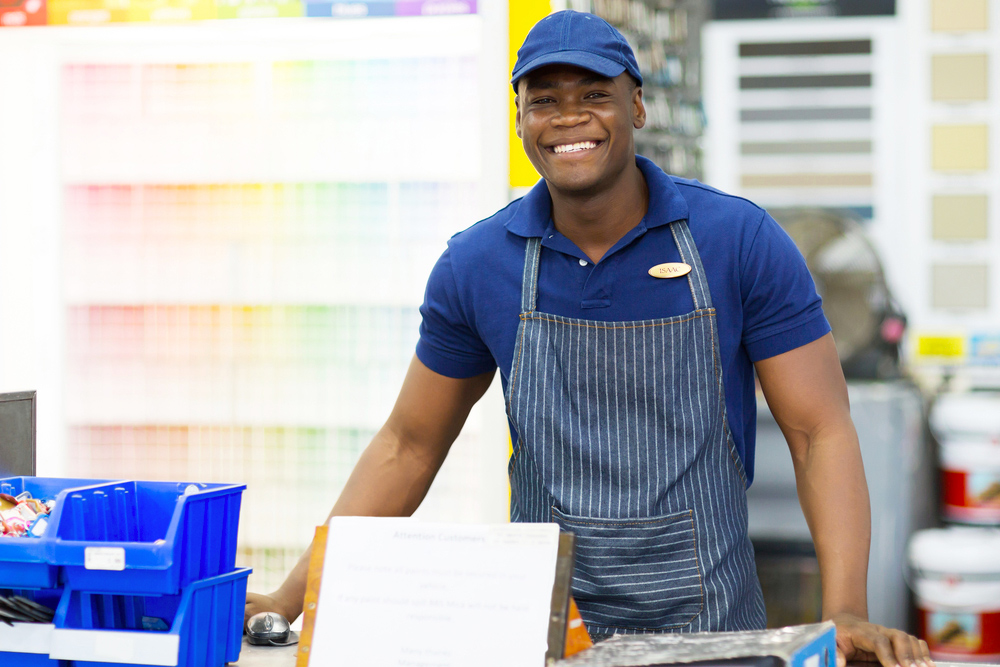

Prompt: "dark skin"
[515,65,648,262]
[247,63,932,667]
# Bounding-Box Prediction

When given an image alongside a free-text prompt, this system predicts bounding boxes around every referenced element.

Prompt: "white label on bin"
[51,628,180,666]
[0,622,52,654]
[84,546,126,571]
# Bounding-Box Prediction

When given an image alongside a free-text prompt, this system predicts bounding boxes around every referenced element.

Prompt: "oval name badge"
[648,262,692,279]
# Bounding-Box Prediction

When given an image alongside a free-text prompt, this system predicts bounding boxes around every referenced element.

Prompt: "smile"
[551,140,602,154]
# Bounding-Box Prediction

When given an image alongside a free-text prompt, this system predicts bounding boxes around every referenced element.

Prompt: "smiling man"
[247,11,931,667]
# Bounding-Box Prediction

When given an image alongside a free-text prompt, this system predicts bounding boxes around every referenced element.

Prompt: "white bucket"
[908,528,1000,662]
[931,392,1000,440]
[939,438,1000,525]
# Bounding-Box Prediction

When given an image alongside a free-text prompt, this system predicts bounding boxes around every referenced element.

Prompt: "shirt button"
[579,259,588,266]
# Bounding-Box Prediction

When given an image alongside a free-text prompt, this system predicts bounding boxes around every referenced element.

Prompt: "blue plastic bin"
[0,478,114,589]
[49,481,245,595]
[47,567,250,667]
[0,586,64,666]
[0,652,63,666]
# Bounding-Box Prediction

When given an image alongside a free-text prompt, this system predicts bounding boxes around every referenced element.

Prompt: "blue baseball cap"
[510,10,643,92]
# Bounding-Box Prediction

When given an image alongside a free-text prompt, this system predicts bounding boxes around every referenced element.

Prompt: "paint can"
[931,392,1000,525]
[908,527,1000,662]
[931,392,1000,440]
[939,439,1000,524]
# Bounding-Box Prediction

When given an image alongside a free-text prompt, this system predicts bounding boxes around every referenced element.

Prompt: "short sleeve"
[740,211,831,361]
[416,245,498,378]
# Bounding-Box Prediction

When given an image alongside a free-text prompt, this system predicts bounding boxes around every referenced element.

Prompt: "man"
[247,11,931,667]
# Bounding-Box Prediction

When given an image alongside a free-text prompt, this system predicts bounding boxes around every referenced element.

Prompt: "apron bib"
[505,220,766,636]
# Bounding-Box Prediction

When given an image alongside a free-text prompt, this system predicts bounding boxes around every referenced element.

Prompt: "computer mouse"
[245,611,296,646]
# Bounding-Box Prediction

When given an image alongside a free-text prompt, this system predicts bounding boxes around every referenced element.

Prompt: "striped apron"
[505,220,766,636]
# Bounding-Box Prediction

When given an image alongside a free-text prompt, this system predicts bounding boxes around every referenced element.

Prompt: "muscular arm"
[246,355,495,623]
[755,333,930,667]
[755,333,870,620]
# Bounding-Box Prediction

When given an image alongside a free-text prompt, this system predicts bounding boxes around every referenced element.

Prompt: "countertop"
[232,637,298,666]
[230,640,998,667]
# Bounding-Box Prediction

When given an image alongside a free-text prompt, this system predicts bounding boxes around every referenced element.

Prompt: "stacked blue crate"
[0,477,249,667]
[0,478,112,589]
[0,586,64,666]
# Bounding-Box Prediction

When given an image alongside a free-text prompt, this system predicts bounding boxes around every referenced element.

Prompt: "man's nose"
[551,100,591,126]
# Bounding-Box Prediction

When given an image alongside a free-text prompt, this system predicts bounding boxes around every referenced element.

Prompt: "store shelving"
[562,0,708,179]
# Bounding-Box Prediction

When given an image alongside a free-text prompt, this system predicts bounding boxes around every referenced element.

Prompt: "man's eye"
[586,91,609,99]
[531,97,555,105]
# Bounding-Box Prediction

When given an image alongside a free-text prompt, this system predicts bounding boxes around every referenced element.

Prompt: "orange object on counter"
[564,596,593,658]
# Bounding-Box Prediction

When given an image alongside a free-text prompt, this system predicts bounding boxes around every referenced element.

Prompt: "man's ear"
[632,87,646,130]
[514,96,522,139]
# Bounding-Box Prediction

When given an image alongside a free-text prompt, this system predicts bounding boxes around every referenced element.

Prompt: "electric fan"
[771,209,905,380]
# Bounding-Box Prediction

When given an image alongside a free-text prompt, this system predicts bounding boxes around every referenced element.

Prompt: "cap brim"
[510,50,627,89]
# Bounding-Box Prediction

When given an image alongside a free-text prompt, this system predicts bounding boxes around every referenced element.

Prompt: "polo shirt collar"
[504,155,690,239]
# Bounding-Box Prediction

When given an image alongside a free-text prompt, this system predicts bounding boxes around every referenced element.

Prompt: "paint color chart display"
[909,0,1000,372]
[63,182,476,243]
[703,14,1000,378]
[0,0,474,26]
[62,181,477,305]
[61,59,481,183]
[64,304,421,425]
[57,27,506,593]
[702,23,900,224]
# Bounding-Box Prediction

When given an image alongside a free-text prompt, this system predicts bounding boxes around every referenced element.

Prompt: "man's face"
[515,64,645,195]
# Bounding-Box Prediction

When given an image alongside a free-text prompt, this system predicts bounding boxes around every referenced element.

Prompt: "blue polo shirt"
[416,156,829,485]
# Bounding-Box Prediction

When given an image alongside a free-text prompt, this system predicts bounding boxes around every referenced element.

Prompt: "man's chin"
[532,162,595,188]
[544,173,607,197]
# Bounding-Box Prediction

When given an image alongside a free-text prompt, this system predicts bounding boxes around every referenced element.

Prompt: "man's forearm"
[790,420,871,620]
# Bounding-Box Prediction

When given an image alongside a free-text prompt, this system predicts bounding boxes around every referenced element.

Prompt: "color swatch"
[932,124,989,172]
[932,264,989,310]
[931,53,989,102]
[932,194,989,241]
[931,0,989,32]
[215,0,302,19]
[0,0,46,26]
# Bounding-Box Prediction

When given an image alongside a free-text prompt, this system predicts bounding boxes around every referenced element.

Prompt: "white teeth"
[553,141,598,154]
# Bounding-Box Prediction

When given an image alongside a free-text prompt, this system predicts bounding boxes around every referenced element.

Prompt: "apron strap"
[670,219,714,311]
[520,236,542,313]
[521,221,712,313]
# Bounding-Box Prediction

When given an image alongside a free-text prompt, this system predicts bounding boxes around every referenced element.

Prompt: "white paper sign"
[308,518,561,667]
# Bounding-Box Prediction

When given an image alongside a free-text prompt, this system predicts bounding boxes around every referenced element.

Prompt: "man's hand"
[244,591,299,627]
[832,612,933,667]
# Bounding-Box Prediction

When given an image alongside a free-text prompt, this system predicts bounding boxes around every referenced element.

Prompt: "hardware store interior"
[1,0,1000,666]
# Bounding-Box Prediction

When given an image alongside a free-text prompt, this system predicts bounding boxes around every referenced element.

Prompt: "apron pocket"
[551,507,704,632]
